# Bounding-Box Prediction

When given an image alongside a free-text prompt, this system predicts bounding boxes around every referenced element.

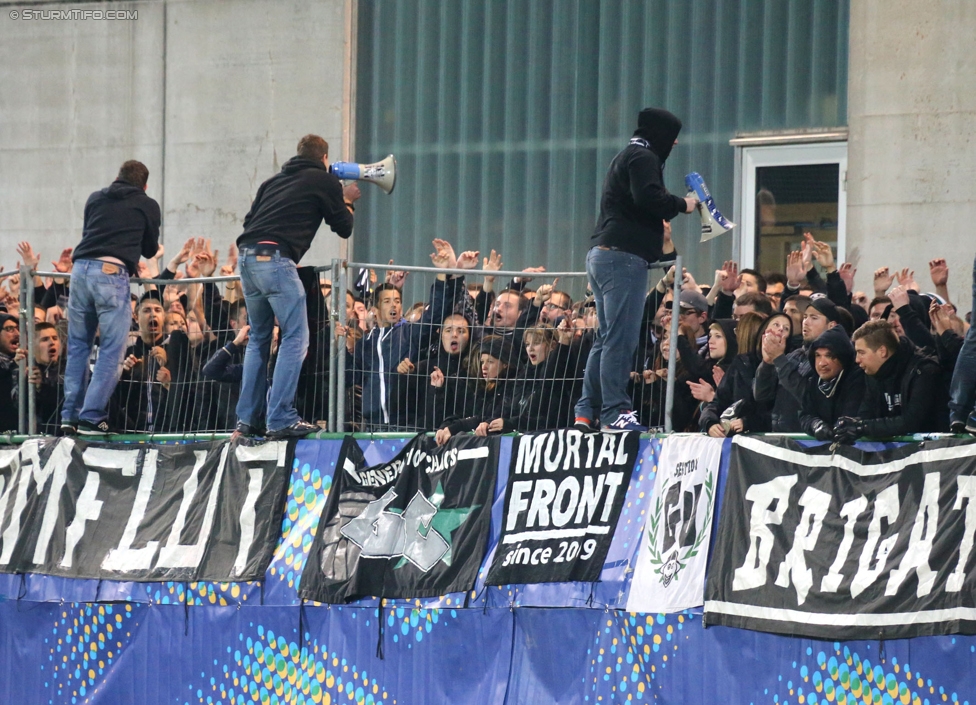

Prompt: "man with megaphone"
[235,134,360,438]
[574,108,698,433]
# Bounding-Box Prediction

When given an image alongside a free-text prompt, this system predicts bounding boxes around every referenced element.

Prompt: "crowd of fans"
[1,230,973,442]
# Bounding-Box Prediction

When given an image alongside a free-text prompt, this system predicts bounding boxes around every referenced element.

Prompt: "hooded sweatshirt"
[591,108,687,263]
[237,156,353,263]
[798,327,865,434]
[72,179,161,275]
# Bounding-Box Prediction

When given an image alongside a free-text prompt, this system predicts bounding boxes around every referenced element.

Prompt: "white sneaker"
[601,411,647,432]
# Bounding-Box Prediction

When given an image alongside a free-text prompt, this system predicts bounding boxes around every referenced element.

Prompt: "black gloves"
[810,419,834,442]
[833,416,866,445]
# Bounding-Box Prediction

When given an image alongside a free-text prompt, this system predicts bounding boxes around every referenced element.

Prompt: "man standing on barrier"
[235,134,360,438]
[574,108,698,432]
[61,160,161,435]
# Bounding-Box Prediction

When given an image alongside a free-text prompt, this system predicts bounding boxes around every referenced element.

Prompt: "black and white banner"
[627,435,722,613]
[486,430,638,585]
[300,434,497,603]
[0,438,291,582]
[705,436,976,639]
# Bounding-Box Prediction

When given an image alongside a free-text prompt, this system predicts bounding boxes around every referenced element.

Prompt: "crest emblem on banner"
[626,436,723,614]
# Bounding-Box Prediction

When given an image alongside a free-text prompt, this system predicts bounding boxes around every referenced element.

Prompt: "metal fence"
[9,256,683,437]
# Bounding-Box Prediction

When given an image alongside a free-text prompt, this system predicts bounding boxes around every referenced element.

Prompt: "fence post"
[664,255,682,434]
[17,266,28,435]
[25,265,36,435]
[328,258,340,432]
[336,261,348,432]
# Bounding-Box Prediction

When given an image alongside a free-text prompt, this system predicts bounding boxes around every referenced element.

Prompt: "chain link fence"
[8,256,682,437]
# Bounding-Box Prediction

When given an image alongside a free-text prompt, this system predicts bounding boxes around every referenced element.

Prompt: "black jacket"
[591,110,686,264]
[858,337,947,436]
[798,328,866,434]
[237,157,353,263]
[73,180,160,275]
[699,352,768,433]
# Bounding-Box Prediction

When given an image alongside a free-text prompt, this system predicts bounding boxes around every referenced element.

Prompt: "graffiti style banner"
[300,434,497,603]
[0,438,291,582]
[626,435,722,613]
[706,436,976,640]
[486,430,639,585]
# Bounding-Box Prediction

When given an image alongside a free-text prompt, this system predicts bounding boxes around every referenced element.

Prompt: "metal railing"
[9,255,682,438]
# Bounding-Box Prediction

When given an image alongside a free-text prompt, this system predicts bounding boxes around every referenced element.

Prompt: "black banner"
[0,437,291,582]
[300,434,497,603]
[705,436,976,640]
[486,430,638,585]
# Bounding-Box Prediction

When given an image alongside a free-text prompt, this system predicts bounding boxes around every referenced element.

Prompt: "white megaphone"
[685,172,734,242]
[330,154,397,194]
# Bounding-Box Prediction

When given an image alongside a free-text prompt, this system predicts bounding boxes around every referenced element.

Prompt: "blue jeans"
[949,254,976,423]
[574,247,649,425]
[236,249,309,431]
[61,259,133,425]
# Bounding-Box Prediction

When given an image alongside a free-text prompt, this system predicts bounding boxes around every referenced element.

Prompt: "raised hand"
[721,260,739,294]
[482,250,502,283]
[430,239,458,269]
[535,277,559,304]
[873,266,893,296]
[53,248,73,274]
[929,258,949,288]
[888,284,910,311]
[456,251,480,270]
[811,240,836,273]
[385,259,409,287]
[800,234,814,272]
[895,267,918,292]
[224,244,238,274]
[786,250,805,287]
[681,268,699,292]
[16,241,40,270]
[838,262,856,294]
[517,266,547,284]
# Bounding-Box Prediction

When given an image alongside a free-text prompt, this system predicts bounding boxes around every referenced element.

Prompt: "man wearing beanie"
[574,108,698,432]
[754,294,841,431]
[62,160,160,435]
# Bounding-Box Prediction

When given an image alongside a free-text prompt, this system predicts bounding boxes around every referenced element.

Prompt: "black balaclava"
[634,108,682,162]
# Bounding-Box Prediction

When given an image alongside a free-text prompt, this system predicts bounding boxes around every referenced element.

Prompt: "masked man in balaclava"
[574,108,698,432]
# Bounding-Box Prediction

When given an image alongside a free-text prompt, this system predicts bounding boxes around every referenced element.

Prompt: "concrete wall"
[847,0,976,310]
[0,0,350,274]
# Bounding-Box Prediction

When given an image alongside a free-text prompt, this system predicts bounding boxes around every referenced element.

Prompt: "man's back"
[237,157,353,263]
[73,180,160,275]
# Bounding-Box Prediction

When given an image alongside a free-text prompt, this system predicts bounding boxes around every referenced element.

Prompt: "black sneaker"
[951,420,967,434]
[965,411,976,435]
[235,421,266,437]
[573,416,599,433]
[77,420,113,436]
[60,420,78,435]
[267,420,318,439]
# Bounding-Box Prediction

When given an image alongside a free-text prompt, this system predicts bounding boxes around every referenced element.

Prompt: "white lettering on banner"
[774,487,832,605]
[1,439,74,566]
[850,484,900,599]
[514,430,630,476]
[232,468,263,577]
[504,472,624,535]
[886,472,939,597]
[732,475,798,591]
[820,496,868,593]
[230,441,286,577]
[0,448,21,545]
[59,472,104,569]
[95,448,158,572]
[948,477,976,592]
[156,446,228,570]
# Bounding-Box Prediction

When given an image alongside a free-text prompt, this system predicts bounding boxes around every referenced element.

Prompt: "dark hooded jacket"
[699,317,773,434]
[72,179,160,275]
[237,156,353,263]
[752,314,804,432]
[591,108,687,263]
[798,327,866,435]
[858,336,947,435]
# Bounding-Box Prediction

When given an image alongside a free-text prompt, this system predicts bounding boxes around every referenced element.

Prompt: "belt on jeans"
[596,245,622,251]
[243,244,282,257]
